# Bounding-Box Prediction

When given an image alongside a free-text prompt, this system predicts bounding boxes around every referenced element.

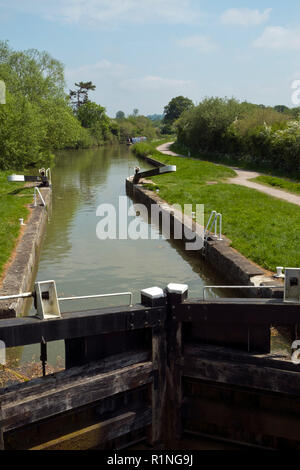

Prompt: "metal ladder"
[202,210,223,258]
[204,210,223,241]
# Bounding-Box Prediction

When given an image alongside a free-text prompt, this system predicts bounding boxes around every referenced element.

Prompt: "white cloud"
[65,59,128,82]
[254,26,300,50]
[6,0,200,27]
[120,76,191,92]
[178,35,218,53]
[65,61,192,115]
[221,8,272,27]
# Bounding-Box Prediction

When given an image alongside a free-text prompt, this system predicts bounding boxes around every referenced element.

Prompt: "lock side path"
[157,142,300,207]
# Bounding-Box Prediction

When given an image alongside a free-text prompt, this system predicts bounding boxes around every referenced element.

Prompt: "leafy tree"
[116,110,125,120]
[174,95,300,173]
[0,41,94,169]
[116,115,159,142]
[175,97,240,152]
[163,96,194,124]
[77,101,112,145]
[40,98,92,150]
[77,101,106,128]
[0,90,48,169]
[0,45,65,103]
[133,108,139,117]
[274,105,290,114]
[290,107,300,119]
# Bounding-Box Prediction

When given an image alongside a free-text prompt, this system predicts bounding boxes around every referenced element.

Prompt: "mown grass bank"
[0,171,33,278]
[132,141,300,272]
[250,175,300,196]
[170,141,300,179]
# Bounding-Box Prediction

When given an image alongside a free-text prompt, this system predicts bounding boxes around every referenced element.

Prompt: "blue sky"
[1,0,300,116]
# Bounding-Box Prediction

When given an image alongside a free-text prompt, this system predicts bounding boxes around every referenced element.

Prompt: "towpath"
[156,142,300,207]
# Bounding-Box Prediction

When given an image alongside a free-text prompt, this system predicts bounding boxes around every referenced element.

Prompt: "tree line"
[166,96,300,173]
[0,42,160,170]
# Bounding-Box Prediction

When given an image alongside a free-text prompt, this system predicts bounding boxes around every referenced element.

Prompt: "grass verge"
[133,141,300,272]
[0,171,33,278]
[250,175,300,196]
[170,142,300,180]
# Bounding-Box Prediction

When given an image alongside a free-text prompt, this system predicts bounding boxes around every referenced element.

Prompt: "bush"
[0,91,49,169]
[175,97,300,173]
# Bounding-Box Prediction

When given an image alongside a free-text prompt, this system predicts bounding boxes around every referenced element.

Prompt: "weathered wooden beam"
[184,348,300,396]
[149,326,166,446]
[184,343,300,372]
[162,285,186,447]
[189,323,271,353]
[1,360,153,432]
[0,305,165,347]
[30,409,151,450]
[1,350,150,404]
[0,404,4,450]
[184,394,300,444]
[175,299,300,325]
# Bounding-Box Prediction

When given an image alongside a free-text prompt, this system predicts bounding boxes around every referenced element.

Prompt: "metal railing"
[205,210,223,241]
[0,290,133,307]
[0,292,33,301]
[202,285,283,300]
[58,292,133,307]
[34,187,46,207]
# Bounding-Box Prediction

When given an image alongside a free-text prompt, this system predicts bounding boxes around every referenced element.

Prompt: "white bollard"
[274,267,285,278]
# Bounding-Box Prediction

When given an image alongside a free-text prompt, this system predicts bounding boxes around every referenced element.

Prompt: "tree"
[77,101,111,145]
[0,41,93,169]
[77,101,107,128]
[163,96,193,124]
[274,105,290,114]
[69,81,96,111]
[133,108,139,117]
[116,110,125,120]
[174,97,240,151]
[0,43,65,103]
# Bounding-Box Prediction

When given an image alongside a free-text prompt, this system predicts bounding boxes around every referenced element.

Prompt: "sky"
[1,0,300,117]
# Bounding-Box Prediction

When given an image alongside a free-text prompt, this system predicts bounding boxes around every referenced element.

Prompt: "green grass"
[0,171,33,277]
[133,141,300,272]
[170,142,300,179]
[251,175,300,196]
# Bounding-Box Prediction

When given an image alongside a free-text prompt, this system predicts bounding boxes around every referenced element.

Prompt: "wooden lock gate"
[1,284,300,450]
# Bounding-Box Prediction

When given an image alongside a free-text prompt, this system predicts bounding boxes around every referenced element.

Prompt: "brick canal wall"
[0,187,52,319]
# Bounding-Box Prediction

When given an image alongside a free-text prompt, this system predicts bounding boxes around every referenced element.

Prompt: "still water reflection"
[20,145,225,366]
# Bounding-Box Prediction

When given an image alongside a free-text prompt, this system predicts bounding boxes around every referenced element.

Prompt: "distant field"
[0,171,32,278]
[133,142,300,272]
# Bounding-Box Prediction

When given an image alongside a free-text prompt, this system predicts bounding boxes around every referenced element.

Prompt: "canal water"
[18,145,225,367]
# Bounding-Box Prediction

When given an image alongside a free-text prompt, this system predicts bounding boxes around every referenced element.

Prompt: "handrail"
[202,285,283,300]
[58,292,133,307]
[34,186,46,207]
[0,292,33,301]
[0,290,133,307]
[204,210,223,241]
[1,285,284,307]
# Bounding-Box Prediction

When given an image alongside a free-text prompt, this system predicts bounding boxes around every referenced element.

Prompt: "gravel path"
[157,142,300,207]
[156,141,184,157]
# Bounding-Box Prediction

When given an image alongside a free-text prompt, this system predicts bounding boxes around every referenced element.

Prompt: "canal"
[18,145,225,368]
